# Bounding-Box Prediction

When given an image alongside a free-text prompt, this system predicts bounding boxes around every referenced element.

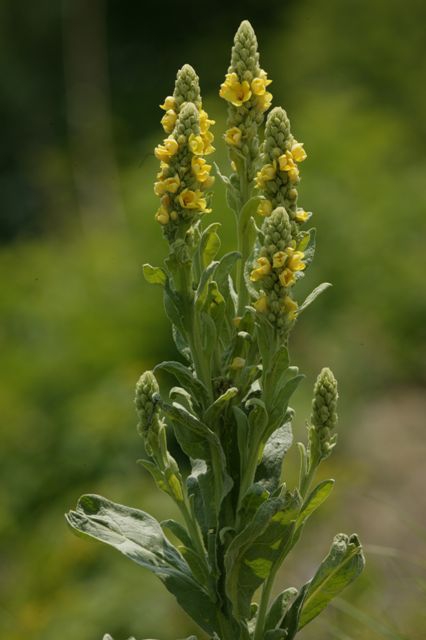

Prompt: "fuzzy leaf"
[296,479,335,528]
[161,519,193,550]
[281,583,310,639]
[155,361,209,409]
[204,387,238,429]
[143,263,167,286]
[298,282,332,314]
[298,533,365,629]
[265,587,298,631]
[225,492,300,618]
[66,495,217,633]
[256,419,293,493]
[200,223,221,269]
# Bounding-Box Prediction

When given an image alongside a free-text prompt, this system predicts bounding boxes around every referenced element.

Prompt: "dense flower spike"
[135,370,161,451]
[310,367,339,460]
[250,206,306,335]
[155,66,215,240]
[255,107,311,238]
[219,20,273,185]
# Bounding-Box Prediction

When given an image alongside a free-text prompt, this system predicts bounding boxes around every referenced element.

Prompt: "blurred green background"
[1,0,425,639]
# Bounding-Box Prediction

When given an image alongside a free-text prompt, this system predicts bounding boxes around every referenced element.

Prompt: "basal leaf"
[298,533,365,629]
[66,495,217,633]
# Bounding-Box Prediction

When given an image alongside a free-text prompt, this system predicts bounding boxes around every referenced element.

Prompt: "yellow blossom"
[291,142,307,163]
[254,295,268,313]
[161,109,177,133]
[257,199,273,217]
[287,249,306,272]
[278,151,295,172]
[219,72,252,107]
[224,127,242,146]
[295,209,310,223]
[191,156,212,182]
[256,91,273,112]
[178,188,211,213]
[282,295,299,319]
[255,163,277,188]
[251,73,272,96]
[159,96,176,111]
[199,109,215,134]
[188,134,204,155]
[287,165,300,182]
[272,251,287,269]
[279,268,296,287]
[250,257,272,281]
[202,130,215,154]
[154,137,179,161]
[155,205,170,225]
[162,175,180,193]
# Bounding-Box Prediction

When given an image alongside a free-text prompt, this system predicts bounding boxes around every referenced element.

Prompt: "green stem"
[236,157,251,317]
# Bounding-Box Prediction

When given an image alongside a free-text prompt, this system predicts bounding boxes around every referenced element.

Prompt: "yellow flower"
[295,209,310,223]
[287,250,306,272]
[272,251,287,269]
[224,127,242,146]
[191,156,212,182]
[178,188,211,212]
[279,268,296,287]
[291,142,307,163]
[278,151,295,172]
[282,295,298,319]
[250,257,272,281]
[159,96,176,111]
[199,109,215,134]
[287,165,300,182]
[202,130,215,155]
[219,72,252,107]
[257,199,273,217]
[254,295,268,313]
[154,137,179,161]
[251,72,272,96]
[162,175,180,193]
[160,109,177,133]
[255,163,277,188]
[256,91,273,112]
[188,133,205,155]
[155,205,170,225]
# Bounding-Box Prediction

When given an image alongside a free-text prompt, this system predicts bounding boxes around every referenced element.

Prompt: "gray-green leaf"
[66,495,217,633]
[298,533,365,629]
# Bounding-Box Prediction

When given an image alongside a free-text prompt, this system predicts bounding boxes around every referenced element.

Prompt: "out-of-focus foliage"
[0,0,425,639]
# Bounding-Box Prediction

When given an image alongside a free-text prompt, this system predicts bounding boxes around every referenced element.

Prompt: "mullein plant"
[67,21,364,640]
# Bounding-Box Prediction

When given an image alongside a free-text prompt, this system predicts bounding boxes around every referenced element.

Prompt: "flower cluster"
[309,367,339,461]
[255,107,310,236]
[250,206,306,333]
[154,66,215,238]
[219,21,273,183]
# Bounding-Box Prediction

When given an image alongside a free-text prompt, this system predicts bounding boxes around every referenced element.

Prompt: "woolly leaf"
[255,419,293,493]
[143,263,167,286]
[66,495,217,634]
[298,533,365,629]
[296,479,335,528]
[298,282,332,314]
[265,587,298,631]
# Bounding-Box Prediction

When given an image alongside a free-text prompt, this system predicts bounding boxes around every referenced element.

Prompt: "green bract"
[67,20,364,640]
